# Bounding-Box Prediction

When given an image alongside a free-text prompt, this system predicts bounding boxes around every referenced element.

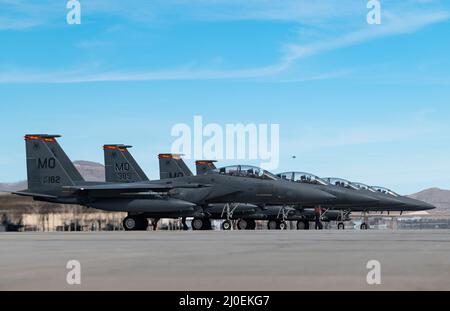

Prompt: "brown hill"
[408,188,450,215]
[0,161,105,192]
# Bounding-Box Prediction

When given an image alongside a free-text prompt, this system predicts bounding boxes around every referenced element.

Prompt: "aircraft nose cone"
[414,201,436,211]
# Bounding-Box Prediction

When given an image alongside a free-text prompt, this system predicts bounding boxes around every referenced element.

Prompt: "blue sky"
[1,0,450,194]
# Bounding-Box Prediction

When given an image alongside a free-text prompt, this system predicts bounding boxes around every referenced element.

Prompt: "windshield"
[324,177,359,190]
[278,172,330,186]
[351,182,376,192]
[372,186,400,197]
[213,165,279,180]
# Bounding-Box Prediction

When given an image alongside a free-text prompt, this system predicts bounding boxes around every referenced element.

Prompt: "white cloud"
[0,1,448,83]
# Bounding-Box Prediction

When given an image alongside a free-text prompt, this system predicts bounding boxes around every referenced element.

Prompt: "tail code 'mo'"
[24,135,76,191]
[158,154,193,179]
[103,145,149,183]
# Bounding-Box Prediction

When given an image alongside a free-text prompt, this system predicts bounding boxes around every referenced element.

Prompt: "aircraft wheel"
[360,223,369,230]
[123,216,147,231]
[297,220,309,230]
[338,222,345,230]
[222,220,232,231]
[267,220,278,230]
[123,217,137,231]
[246,220,256,230]
[237,219,248,230]
[278,221,287,230]
[192,218,204,231]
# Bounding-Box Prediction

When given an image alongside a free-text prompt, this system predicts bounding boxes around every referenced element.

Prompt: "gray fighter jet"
[195,161,357,230]
[103,147,336,230]
[13,135,201,231]
[324,177,436,229]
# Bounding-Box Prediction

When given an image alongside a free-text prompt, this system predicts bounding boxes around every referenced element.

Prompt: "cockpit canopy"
[324,177,359,190]
[371,186,400,197]
[277,172,330,186]
[212,165,279,180]
[351,182,376,192]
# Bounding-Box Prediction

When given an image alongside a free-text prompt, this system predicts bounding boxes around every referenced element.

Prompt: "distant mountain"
[0,161,105,192]
[0,181,27,193]
[408,188,450,215]
[73,160,105,182]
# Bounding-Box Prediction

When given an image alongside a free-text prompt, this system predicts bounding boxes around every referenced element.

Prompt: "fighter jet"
[12,135,207,231]
[324,177,436,229]
[195,161,367,230]
[103,147,337,230]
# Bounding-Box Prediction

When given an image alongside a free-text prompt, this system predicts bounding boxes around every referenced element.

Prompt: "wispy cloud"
[0,63,342,83]
[0,1,448,83]
[283,10,450,61]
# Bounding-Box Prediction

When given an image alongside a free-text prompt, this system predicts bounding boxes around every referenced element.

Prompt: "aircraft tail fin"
[24,135,76,192]
[158,154,193,179]
[103,145,149,183]
[195,160,217,175]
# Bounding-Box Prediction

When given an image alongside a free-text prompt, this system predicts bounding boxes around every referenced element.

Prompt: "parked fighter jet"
[194,161,347,229]
[197,160,380,230]
[12,135,200,231]
[103,147,336,230]
[324,177,436,229]
[197,162,436,230]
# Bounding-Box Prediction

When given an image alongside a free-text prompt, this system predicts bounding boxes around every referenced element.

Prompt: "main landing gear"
[219,203,241,231]
[266,205,289,230]
[192,217,212,231]
[237,219,256,230]
[296,220,310,230]
[267,220,287,230]
[123,216,149,231]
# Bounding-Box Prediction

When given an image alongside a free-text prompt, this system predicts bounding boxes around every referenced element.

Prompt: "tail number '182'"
[43,176,61,184]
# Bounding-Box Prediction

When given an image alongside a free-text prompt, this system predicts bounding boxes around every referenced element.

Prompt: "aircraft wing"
[12,191,59,199]
[62,182,212,193]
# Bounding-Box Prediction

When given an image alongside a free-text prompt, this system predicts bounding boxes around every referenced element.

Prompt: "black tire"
[123,216,148,231]
[246,220,256,230]
[192,218,204,231]
[237,219,248,230]
[338,222,345,230]
[297,220,310,230]
[360,223,368,230]
[222,220,232,231]
[267,220,278,230]
[123,217,137,231]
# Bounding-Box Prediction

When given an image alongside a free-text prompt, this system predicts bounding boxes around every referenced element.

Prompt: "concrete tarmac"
[1,230,450,291]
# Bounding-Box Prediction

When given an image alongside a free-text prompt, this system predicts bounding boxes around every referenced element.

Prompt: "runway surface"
[1,230,450,291]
